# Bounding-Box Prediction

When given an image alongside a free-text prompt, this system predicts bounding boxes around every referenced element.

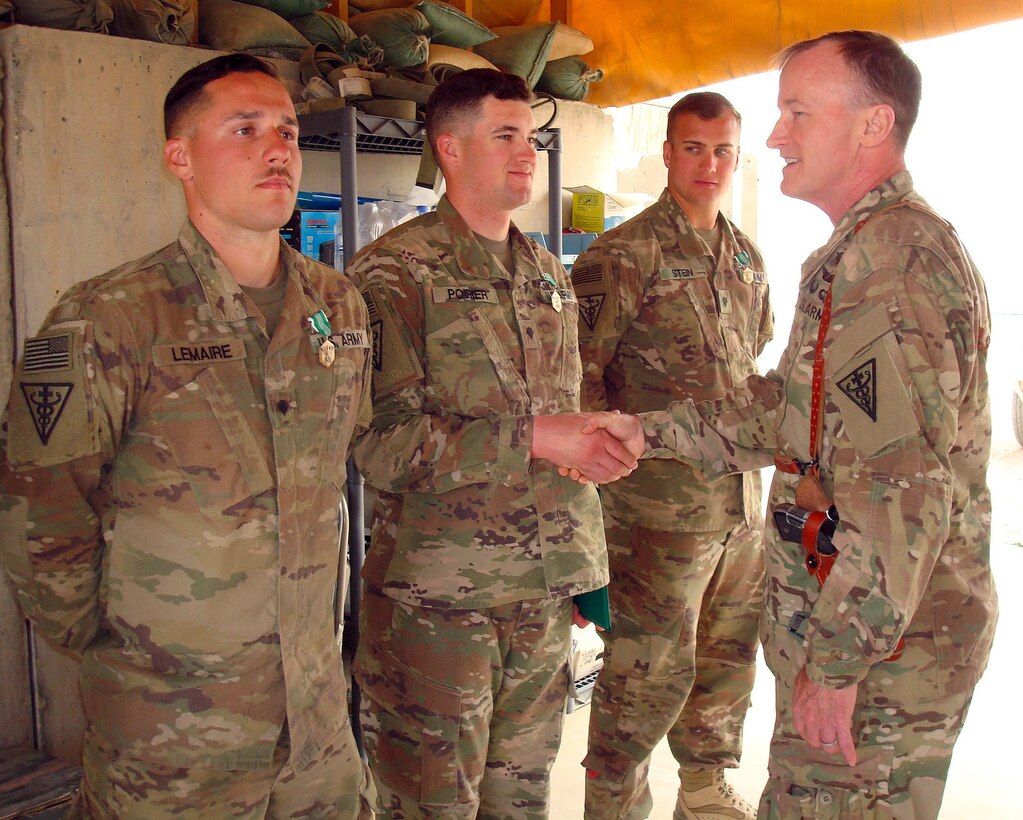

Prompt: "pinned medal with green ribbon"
[734,250,754,284]
[308,310,336,367]
[541,272,562,313]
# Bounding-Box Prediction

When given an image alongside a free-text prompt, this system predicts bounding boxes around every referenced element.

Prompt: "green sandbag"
[12,0,113,32]
[290,10,356,50]
[110,0,194,44]
[349,7,430,68]
[340,34,385,68]
[415,1,494,49]
[536,56,604,101]
[348,0,405,9]
[199,0,310,51]
[473,23,556,89]
[234,0,328,20]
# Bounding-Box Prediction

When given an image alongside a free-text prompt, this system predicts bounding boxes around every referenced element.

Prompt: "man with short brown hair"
[0,54,374,817]
[348,68,639,818]
[573,91,771,820]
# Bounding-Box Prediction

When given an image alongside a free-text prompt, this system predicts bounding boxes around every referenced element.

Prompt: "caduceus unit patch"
[21,383,74,445]
[578,294,605,332]
[836,358,877,421]
[571,259,613,337]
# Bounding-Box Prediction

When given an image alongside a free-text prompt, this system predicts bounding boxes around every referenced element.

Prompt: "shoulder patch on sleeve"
[362,287,423,398]
[826,304,920,457]
[570,257,617,339]
[9,326,98,466]
[23,333,72,373]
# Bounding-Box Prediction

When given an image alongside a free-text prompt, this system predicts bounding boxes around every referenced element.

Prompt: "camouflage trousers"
[583,520,765,819]
[758,619,977,819]
[355,585,573,819]
[70,717,374,818]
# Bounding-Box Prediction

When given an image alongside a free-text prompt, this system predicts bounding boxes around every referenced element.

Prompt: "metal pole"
[340,106,366,754]
[345,458,366,755]
[340,106,360,268]
[547,128,562,260]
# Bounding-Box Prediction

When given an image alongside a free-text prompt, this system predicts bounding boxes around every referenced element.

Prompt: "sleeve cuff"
[497,415,533,486]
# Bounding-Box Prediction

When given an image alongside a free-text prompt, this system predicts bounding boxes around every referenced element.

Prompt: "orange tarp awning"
[465,0,1023,106]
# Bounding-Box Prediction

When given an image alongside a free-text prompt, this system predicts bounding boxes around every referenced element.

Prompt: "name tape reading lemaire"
[153,340,246,366]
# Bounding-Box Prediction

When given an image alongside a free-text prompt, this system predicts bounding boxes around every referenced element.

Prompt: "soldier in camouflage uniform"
[347,69,641,819]
[0,56,374,818]
[580,31,996,820]
[572,93,772,820]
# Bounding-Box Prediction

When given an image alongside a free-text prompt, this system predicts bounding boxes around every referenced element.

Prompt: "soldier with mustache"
[0,55,374,818]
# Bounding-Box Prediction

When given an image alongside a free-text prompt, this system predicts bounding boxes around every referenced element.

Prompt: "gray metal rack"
[297,106,563,262]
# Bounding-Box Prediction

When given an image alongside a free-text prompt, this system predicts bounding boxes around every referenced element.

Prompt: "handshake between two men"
[531,411,646,485]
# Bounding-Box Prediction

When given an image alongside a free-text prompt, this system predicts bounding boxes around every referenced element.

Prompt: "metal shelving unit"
[298,106,563,262]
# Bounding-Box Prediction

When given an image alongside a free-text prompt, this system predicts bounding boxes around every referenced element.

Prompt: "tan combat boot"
[674,769,756,820]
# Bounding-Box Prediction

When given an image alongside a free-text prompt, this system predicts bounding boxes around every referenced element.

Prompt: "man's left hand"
[792,666,858,766]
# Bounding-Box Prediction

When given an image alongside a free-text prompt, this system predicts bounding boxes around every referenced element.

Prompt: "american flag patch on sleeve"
[23,334,72,372]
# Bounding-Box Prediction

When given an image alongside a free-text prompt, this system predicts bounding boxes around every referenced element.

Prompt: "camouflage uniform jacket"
[571,189,773,531]
[0,222,373,771]
[349,196,607,609]
[641,173,997,693]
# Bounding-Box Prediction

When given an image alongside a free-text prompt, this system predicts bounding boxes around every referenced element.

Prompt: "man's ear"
[862,103,896,147]
[435,132,460,170]
[164,137,192,181]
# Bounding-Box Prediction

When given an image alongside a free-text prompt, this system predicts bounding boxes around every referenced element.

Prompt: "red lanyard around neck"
[807,287,833,479]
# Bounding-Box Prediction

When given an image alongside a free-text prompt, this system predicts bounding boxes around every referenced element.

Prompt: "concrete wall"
[0,24,223,760]
[0,24,619,760]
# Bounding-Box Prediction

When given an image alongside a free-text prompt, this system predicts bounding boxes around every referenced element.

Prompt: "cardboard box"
[566,186,654,234]
[560,232,598,269]
[279,209,301,252]
[281,199,343,265]
[299,210,339,266]
[569,623,604,683]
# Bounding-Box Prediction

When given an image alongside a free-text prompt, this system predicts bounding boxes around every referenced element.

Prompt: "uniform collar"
[659,188,741,262]
[178,221,333,344]
[436,195,543,281]
[178,220,251,323]
[802,171,917,280]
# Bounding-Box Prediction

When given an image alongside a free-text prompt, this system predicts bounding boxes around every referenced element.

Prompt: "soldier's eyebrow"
[222,110,299,128]
[491,123,539,138]
[680,139,736,149]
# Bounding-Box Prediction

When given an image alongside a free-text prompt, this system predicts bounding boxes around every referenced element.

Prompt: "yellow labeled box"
[566,186,654,234]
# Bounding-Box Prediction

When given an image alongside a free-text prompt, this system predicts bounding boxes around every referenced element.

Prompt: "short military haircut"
[424,68,533,158]
[164,54,279,139]
[666,92,741,141]
[779,30,922,150]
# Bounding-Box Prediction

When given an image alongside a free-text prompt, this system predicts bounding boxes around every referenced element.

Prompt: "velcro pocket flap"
[824,303,919,458]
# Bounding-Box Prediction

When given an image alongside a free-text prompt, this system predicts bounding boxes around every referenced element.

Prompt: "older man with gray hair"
[581,30,997,819]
